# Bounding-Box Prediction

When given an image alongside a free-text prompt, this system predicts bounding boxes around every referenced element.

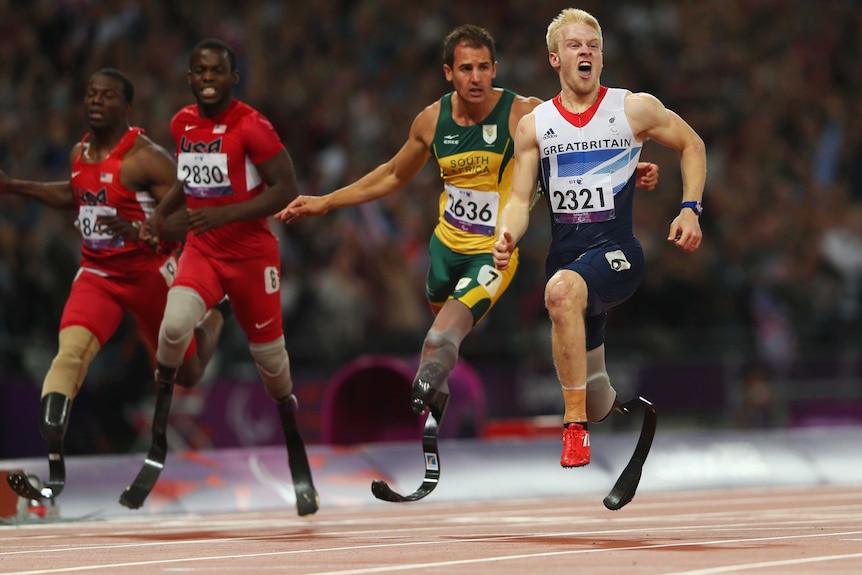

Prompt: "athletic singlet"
[171,99,283,261]
[71,127,173,277]
[430,89,516,254]
[534,87,642,253]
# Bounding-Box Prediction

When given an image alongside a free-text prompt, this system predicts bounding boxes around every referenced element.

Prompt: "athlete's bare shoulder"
[513,93,544,114]
[122,133,176,188]
[422,98,443,116]
[624,91,670,140]
[624,91,666,122]
[410,98,442,147]
[127,133,174,164]
[509,94,543,134]
[69,142,84,166]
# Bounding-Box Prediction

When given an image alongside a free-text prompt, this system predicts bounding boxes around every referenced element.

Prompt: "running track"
[3,424,862,574]
[2,485,862,574]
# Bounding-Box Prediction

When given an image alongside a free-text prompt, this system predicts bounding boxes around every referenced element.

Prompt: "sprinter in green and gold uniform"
[276,25,658,420]
[427,87,518,325]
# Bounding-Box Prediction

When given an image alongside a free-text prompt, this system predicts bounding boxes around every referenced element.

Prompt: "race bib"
[549,173,615,224]
[78,205,118,249]
[178,152,232,198]
[442,183,499,236]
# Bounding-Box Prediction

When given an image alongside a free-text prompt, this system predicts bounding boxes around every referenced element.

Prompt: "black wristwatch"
[680,201,703,216]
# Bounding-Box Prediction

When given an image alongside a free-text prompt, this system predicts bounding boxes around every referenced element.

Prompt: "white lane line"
[0,516,862,557]
[3,528,862,575]
[659,553,862,575]
[0,517,853,554]
[0,540,444,575]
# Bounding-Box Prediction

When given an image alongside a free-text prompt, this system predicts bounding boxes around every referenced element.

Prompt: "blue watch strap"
[680,201,703,216]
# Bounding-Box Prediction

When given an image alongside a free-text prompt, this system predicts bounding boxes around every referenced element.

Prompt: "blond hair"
[546,8,602,53]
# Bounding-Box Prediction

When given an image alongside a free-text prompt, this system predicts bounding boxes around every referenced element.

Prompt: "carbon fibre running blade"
[6,470,51,500]
[603,467,643,510]
[294,480,319,517]
[371,479,407,502]
[280,395,320,517]
[371,477,439,503]
[604,397,657,511]
[119,458,164,509]
[371,393,446,504]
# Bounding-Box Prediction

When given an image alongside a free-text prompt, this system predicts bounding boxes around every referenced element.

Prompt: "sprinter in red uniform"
[128,40,318,516]
[0,68,225,501]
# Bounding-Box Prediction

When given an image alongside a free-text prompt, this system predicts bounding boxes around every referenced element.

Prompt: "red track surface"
[2,484,862,575]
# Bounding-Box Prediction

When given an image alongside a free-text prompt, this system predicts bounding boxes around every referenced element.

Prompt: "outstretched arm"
[275,105,436,223]
[0,144,88,210]
[0,173,76,209]
[0,146,81,209]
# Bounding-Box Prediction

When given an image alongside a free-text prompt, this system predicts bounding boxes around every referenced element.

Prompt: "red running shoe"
[560,423,590,467]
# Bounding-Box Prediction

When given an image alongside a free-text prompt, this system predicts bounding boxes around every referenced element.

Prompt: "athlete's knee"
[160,288,206,341]
[157,287,207,367]
[544,271,587,316]
[249,336,292,400]
[40,392,72,442]
[42,326,100,398]
[423,328,460,358]
[585,345,617,422]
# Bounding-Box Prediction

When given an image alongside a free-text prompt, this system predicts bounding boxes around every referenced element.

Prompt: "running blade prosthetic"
[603,396,657,510]
[6,437,67,501]
[119,374,174,509]
[371,390,448,502]
[278,395,319,517]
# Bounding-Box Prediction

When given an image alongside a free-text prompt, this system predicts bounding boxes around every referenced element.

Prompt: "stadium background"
[1,0,861,458]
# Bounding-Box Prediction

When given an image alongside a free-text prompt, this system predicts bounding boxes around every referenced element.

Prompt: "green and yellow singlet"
[431,89,516,255]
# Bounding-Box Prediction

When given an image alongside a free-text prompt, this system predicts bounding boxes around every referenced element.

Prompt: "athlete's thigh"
[556,242,644,316]
[172,245,223,307]
[450,249,518,326]
[60,269,125,347]
[220,246,283,344]
[425,233,456,307]
[121,256,177,352]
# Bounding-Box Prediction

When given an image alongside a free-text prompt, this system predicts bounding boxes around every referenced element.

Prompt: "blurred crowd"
[1,0,861,396]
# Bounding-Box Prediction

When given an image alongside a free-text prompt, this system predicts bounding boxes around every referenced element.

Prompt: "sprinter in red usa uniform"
[138,39,318,515]
[0,69,224,500]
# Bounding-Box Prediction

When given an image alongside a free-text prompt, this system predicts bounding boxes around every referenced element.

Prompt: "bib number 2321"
[549,173,615,224]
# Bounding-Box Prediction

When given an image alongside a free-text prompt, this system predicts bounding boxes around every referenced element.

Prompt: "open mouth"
[577,61,592,76]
